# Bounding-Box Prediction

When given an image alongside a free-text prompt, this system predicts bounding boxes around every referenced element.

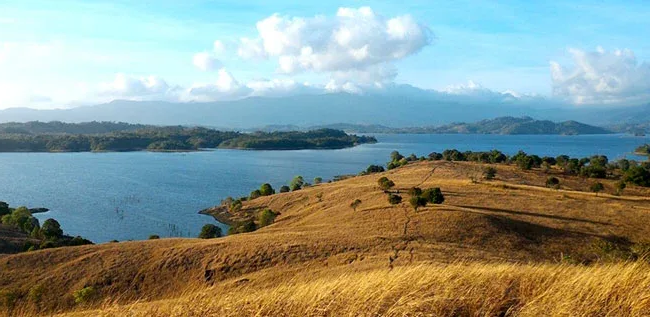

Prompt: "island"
[0,122,377,152]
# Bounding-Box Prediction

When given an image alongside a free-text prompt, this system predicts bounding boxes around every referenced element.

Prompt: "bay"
[0,133,647,243]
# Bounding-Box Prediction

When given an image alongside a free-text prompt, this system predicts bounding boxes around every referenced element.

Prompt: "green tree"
[249,189,262,200]
[408,187,423,197]
[279,185,290,193]
[365,165,385,174]
[0,201,9,217]
[230,199,242,213]
[290,176,304,191]
[624,166,650,187]
[388,194,402,205]
[546,177,560,189]
[313,177,323,184]
[41,218,63,239]
[258,209,278,227]
[378,177,395,190]
[483,167,497,180]
[259,183,275,196]
[409,196,427,211]
[350,199,362,211]
[590,182,605,195]
[198,224,222,239]
[422,188,445,204]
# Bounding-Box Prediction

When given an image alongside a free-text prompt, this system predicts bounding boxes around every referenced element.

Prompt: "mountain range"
[0,92,649,129]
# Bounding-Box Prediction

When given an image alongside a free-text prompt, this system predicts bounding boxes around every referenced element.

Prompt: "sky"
[0,0,649,109]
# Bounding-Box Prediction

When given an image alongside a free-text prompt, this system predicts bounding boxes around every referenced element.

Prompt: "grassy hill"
[1,161,650,316]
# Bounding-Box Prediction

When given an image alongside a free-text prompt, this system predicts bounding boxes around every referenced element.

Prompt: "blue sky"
[1,0,649,108]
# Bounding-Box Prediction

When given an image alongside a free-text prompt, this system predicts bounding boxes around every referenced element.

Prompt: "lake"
[0,133,648,243]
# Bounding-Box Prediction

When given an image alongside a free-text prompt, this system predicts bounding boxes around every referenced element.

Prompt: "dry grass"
[2,160,650,316]
[64,261,650,317]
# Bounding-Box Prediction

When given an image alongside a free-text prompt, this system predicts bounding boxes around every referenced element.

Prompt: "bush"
[409,196,427,211]
[590,182,605,194]
[279,185,290,193]
[148,235,160,240]
[0,201,9,217]
[230,199,243,212]
[290,176,305,191]
[313,177,323,184]
[72,286,96,304]
[41,218,63,239]
[546,177,560,189]
[422,188,444,204]
[408,187,423,197]
[259,183,275,196]
[198,224,222,239]
[366,165,385,174]
[350,199,362,211]
[616,181,627,195]
[624,166,650,187]
[378,177,395,190]
[228,220,257,235]
[258,209,278,227]
[388,194,402,205]
[483,167,497,180]
[428,152,443,160]
[249,189,262,200]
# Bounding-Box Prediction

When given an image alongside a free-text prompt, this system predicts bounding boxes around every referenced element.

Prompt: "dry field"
[2,161,650,316]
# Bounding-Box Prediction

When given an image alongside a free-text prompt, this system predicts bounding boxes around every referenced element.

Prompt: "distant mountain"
[263,117,610,135]
[0,93,648,128]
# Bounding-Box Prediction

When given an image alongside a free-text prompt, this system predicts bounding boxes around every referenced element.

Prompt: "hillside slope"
[1,161,650,316]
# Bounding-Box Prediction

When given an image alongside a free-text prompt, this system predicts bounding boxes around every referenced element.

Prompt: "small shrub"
[408,187,423,197]
[409,196,427,211]
[616,181,627,195]
[249,189,262,200]
[378,177,395,190]
[590,182,605,195]
[279,185,290,193]
[0,290,17,310]
[72,286,96,305]
[350,199,362,211]
[483,167,497,180]
[28,284,45,304]
[258,209,279,227]
[198,224,222,239]
[313,177,323,184]
[546,177,560,189]
[315,192,323,202]
[148,235,160,240]
[366,165,385,174]
[259,183,275,196]
[422,188,444,204]
[388,194,402,205]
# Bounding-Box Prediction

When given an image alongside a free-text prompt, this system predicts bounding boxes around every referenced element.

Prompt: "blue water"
[0,133,647,243]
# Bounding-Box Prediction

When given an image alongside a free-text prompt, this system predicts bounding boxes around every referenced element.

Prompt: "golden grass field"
[2,160,650,316]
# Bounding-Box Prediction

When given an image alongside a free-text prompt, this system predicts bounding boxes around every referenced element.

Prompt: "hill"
[1,160,649,315]
[0,121,150,135]
[1,94,649,128]
[301,117,611,135]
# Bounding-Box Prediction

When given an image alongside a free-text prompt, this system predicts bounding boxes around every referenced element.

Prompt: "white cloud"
[550,47,650,105]
[237,6,432,84]
[193,52,222,71]
[213,40,225,54]
[188,68,252,101]
[98,73,177,100]
[246,78,320,97]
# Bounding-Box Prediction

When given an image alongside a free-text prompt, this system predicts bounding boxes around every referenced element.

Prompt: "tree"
[258,209,278,227]
[279,185,290,193]
[0,201,9,217]
[259,183,275,196]
[590,182,605,195]
[390,151,404,162]
[546,177,560,189]
[378,177,395,190]
[230,199,242,213]
[313,177,323,184]
[409,196,427,211]
[483,167,497,180]
[290,176,304,191]
[198,224,222,239]
[408,187,423,197]
[350,199,362,211]
[616,181,627,195]
[388,194,402,205]
[422,188,444,204]
[249,189,262,200]
[516,154,534,170]
[623,166,650,187]
[366,165,385,174]
[148,235,160,240]
[41,218,63,239]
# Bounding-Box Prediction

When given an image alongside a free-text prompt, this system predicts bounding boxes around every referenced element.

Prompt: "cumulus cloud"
[213,40,225,54]
[188,68,253,101]
[98,73,178,101]
[550,47,650,105]
[237,6,432,84]
[193,52,222,71]
[246,78,321,98]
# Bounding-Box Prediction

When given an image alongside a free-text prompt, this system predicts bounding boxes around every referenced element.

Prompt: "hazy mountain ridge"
[0,93,648,128]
